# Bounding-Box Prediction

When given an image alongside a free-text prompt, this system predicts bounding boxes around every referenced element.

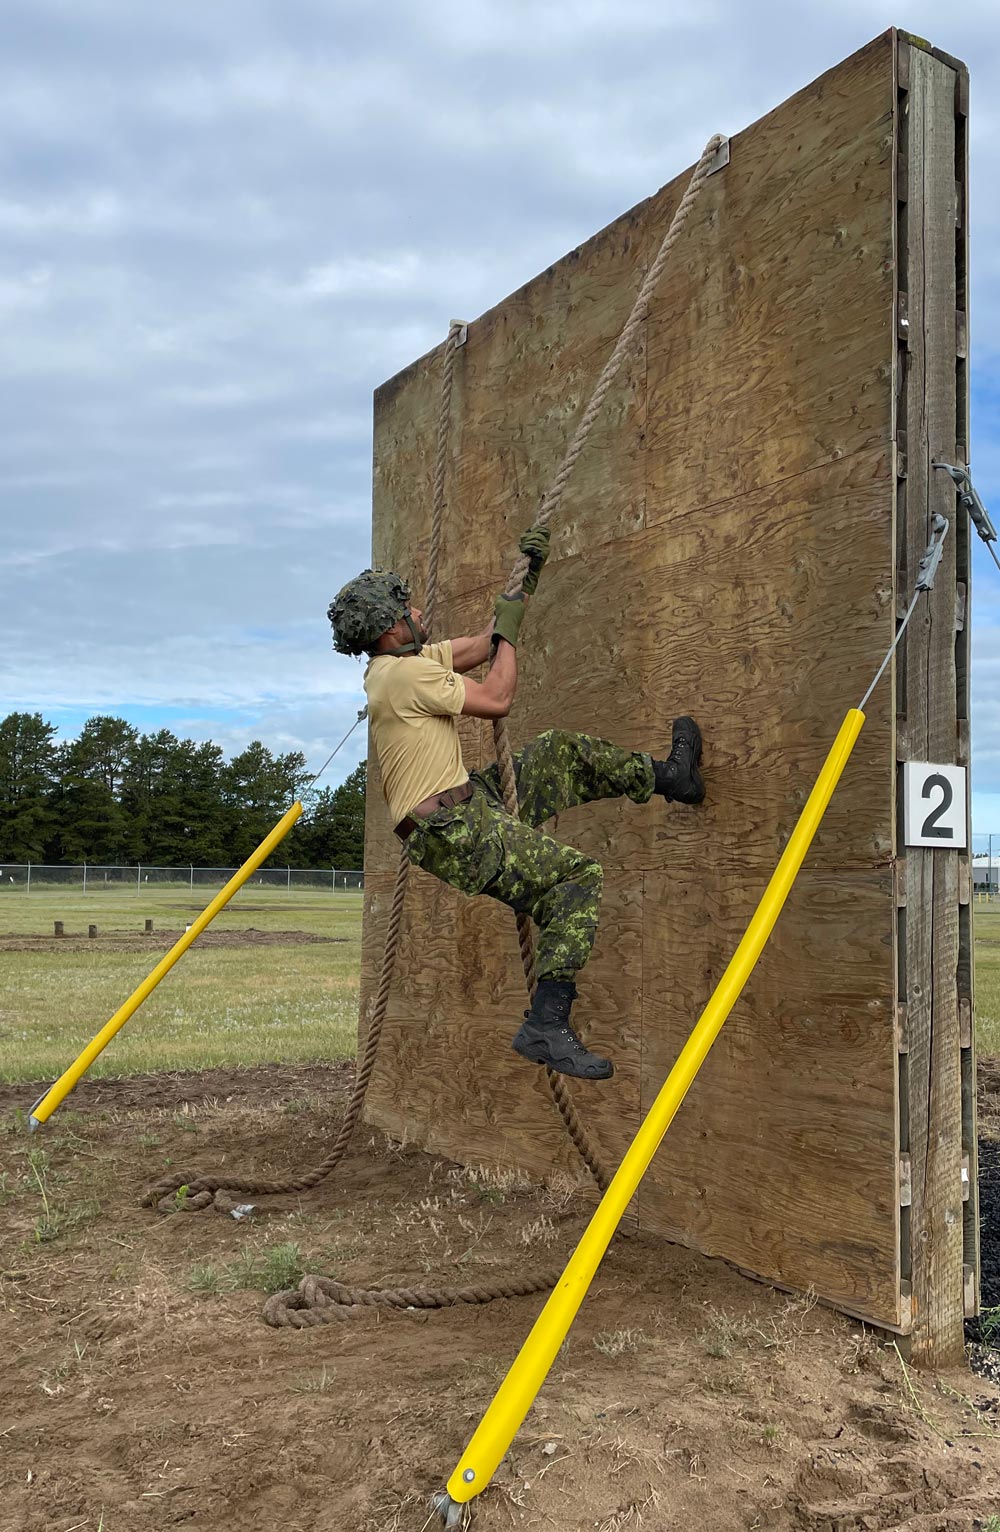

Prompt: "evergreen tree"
[0,712,59,861]
[121,732,228,865]
[221,741,309,864]
[304,762,367,868]
[174,740,230,865]
[0,711,360,870]
[51,716,137,863]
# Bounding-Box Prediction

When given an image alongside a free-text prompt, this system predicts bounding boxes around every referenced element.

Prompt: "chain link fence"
[0,864,364,894]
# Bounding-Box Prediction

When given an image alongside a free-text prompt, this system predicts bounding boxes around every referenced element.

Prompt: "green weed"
[226,1248,261,1287]
[187,1262,223,1295]
[979,1306,1000,1345]
[256,1242,305,1293]
[33,1197,100,1244]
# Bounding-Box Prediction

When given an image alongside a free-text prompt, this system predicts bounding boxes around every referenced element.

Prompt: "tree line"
[0,712,366,869]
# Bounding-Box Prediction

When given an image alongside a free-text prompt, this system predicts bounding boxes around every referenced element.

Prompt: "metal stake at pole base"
[28,1088,56,1132]
[429,1491,466,1529]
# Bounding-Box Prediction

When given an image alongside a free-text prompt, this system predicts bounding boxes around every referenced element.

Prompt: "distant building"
[972,856,1000,892]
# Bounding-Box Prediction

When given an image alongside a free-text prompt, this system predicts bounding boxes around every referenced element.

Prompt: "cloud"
[0,0,998,821]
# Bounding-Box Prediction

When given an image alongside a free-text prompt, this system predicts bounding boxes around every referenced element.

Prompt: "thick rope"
[262,1269,559,1329]
[143,324,465,1217]
[492,134,725,1191]
[423,320,464,626]
[502,133,725,599]
[145,139,720,1313]
[142,856,412,1212]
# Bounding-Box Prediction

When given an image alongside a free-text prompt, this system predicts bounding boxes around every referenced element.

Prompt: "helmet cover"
[327,569,411,655]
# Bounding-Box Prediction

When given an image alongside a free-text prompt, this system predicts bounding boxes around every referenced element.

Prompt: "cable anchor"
[914,513,950,592]
[933,460,997,547]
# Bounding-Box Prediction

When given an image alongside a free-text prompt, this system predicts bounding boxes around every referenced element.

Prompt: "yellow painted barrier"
[29,801,305,1129]
[444,708,866,1510]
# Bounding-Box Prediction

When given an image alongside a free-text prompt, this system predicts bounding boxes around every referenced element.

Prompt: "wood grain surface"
[897,42,969,1363]
[360,30,967,1332]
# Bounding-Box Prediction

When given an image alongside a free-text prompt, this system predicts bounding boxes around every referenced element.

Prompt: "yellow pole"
[445,708,866,1508]
[29,801,305,1129]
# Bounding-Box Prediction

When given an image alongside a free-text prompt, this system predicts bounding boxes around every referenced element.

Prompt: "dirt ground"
[0,929,342,953]
[3,1063,1000,1532]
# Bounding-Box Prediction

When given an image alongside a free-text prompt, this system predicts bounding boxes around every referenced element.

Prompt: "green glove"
[518,526,551,596]
[492,592,526,648]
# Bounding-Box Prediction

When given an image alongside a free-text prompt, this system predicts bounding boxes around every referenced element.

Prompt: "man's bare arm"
[460,639,517,718]
[449,619,495,674]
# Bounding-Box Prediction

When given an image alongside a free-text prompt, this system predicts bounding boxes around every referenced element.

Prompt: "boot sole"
[683,764,706,805]
[673,717,705,804]
[512,1035,615,1081]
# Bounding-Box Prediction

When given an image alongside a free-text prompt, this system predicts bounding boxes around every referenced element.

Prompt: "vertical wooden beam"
[953,53,979,1324]
[895,33,971,1364]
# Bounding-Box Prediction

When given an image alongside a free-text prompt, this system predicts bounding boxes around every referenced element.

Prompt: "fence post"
[83,862,87,896]
[287,864,291,896]
[190,865,194,892]
[137,863,142,895]
[26,862,31,894]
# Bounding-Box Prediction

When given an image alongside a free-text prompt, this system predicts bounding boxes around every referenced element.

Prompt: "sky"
[0,0,998,831]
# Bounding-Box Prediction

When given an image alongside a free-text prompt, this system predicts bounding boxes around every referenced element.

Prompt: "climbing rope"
[492,132,726,1193]
[144,140,723,1322]
[261,1269,561,1328]
[143,322,467,1218]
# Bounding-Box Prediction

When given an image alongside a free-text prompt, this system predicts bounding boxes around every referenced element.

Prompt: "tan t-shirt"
[364,640,469,825]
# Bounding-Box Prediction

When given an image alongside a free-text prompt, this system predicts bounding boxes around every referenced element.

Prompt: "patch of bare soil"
[0,927,343,954]
[0,1061,351,1116]
[2,1067,999,1532]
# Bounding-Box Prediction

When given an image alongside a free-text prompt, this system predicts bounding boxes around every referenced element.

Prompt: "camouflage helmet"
[327,569,411,656]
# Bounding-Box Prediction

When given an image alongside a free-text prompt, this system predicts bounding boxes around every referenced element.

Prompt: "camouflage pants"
[405,730,654,983]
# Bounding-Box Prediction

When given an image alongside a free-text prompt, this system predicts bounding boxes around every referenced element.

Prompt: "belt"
[394,780,474,840]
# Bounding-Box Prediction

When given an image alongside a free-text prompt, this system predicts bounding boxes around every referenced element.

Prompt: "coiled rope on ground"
[142,137,724,1324]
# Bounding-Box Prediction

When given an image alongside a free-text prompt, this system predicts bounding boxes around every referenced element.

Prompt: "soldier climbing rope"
[137,132,729,1235]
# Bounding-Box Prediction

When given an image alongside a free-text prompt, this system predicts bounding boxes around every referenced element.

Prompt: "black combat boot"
[511,979,614,1081]
[652,715,705,804]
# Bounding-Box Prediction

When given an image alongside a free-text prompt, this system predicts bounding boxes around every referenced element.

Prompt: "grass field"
[1,887,999,1087]
[978,904,1000,1055]
[0,885,361,1083]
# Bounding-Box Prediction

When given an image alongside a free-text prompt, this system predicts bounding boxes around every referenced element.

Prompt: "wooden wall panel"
[362,31,971,1335]
[642,41,894,520]
[895,41,971,1362]
[362,871,644,1182]
[639,868,899,1322]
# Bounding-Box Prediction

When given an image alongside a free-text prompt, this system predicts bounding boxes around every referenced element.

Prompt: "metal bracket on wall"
[708,136,730,175]
[450,321,469,347]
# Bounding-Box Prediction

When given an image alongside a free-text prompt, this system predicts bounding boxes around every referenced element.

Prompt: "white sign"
[903,762,967,848]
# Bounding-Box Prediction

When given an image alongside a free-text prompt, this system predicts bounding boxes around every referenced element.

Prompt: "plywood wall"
[361,30,973,1337]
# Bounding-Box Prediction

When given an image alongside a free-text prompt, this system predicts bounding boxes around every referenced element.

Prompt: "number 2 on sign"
[903,762,967,848]
[920,773,953,838]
